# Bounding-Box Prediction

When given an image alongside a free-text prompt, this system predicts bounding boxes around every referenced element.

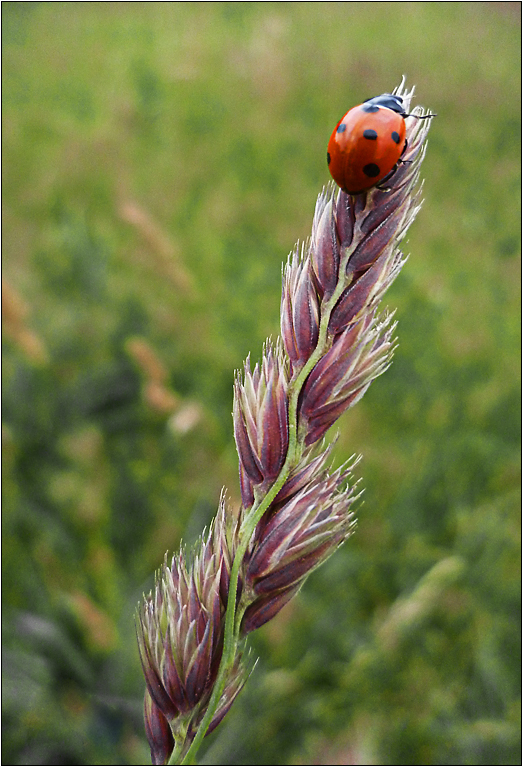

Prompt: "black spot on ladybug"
[363,129,378,140]
[327,152,331,165]
[362,103,380,113]
[363,163,381,178]
[391,131,401,144]
[336,123,346,134]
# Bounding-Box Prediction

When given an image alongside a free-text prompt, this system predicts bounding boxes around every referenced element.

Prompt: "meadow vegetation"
[2,3,520,764]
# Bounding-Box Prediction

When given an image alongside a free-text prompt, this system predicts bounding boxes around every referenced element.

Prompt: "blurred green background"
[2,2,520,765]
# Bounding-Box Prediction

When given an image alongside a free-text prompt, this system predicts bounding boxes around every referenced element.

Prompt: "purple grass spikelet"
[241,451,361,634]
[143,691,175,766]
[281,244,321,370]
[233,342,289,507]
[136,520,248,764]
[300,309,398,445]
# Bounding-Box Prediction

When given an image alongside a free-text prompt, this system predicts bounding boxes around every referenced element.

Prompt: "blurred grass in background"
[2,2,520,765]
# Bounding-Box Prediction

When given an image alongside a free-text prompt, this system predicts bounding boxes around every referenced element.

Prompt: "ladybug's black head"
[362,93,405,115]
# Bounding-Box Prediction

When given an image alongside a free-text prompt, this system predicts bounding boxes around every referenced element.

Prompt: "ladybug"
[327,93,435,195]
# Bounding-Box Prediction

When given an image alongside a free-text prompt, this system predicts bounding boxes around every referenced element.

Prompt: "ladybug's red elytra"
[327,93,435,195]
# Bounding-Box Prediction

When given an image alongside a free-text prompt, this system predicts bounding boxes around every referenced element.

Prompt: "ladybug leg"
[375,142,409,192]
[375,166,398,191]
[397,139,412,165]
[375,139,415,192]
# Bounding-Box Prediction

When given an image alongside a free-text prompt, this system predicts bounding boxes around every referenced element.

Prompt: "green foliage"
[3,3,520,765]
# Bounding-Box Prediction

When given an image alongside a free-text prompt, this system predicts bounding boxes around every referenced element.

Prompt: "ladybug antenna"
[404,111,437,120]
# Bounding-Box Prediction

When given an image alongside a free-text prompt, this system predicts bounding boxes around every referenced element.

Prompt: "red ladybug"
[327,93,434,195]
